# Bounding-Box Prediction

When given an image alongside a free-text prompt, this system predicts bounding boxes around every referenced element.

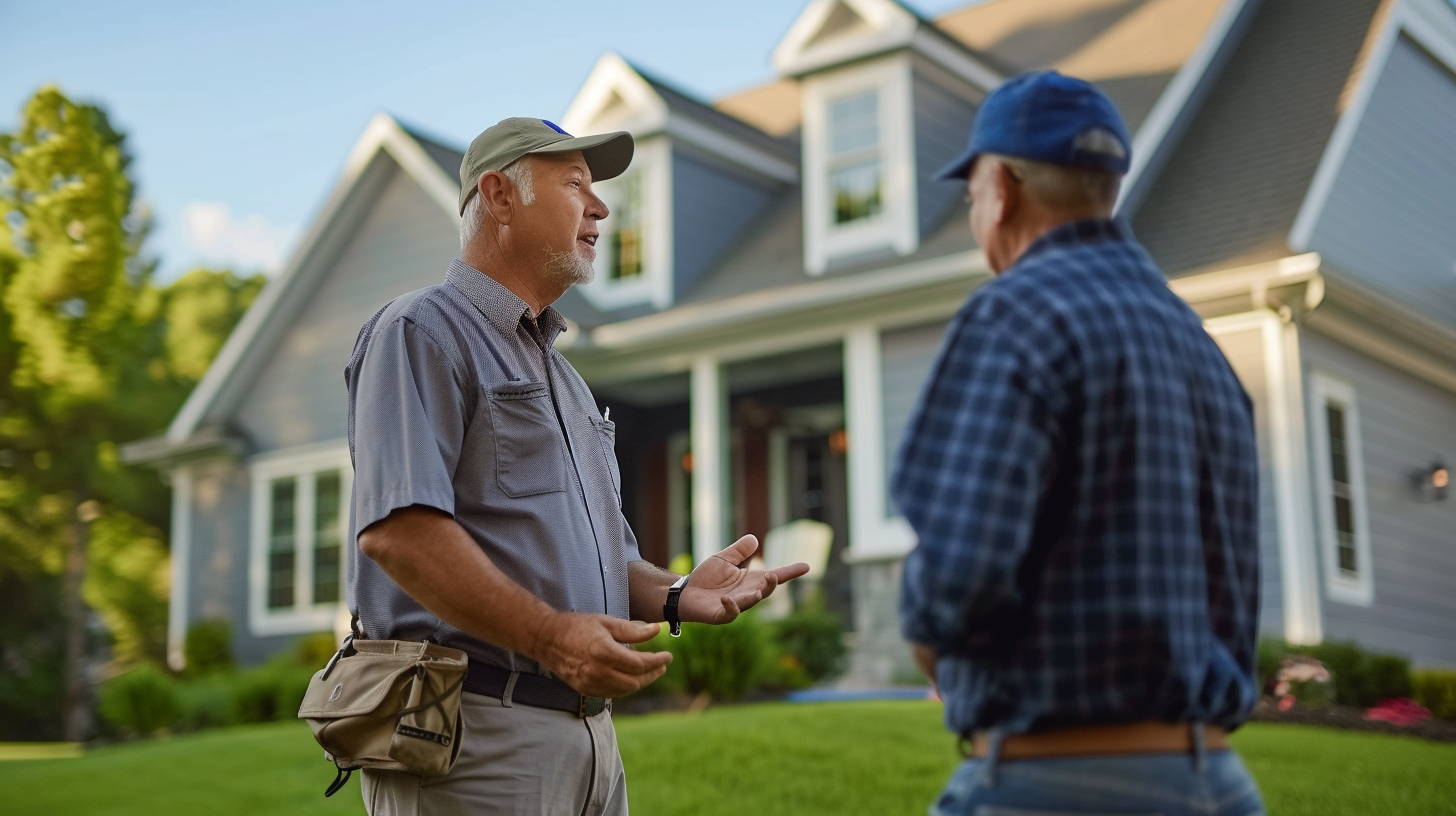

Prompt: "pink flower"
[1365,698,1431,727]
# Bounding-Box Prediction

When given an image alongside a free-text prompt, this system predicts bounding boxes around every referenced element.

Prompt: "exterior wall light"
[1415,460,1449,502]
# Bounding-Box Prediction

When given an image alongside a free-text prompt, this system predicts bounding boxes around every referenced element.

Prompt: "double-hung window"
[250,444,352,635]
[606,169,645,281]
[828,91,883,226]
[802,54,917,273]
[1309,374,1374,606]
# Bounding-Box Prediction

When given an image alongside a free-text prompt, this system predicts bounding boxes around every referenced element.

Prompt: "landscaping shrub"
[97,663,183,736]
[292,631,343,669]
[1257,638,1411,708]
[670,616,773,701]
[230,659,316,723]
[1413,670,1456,721]
[770,607,847,683]
[183,619,234,675]
[176,673,242,731]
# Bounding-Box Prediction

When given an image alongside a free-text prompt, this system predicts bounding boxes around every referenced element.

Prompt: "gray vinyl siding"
[670,144,781,302]
[1307,35,1456,327]
[181,459,291,666]
[881,320,951,510]
[1302,330,1456,667]
[912,65,979,238]
[1208,326,1285,637]
[232,163,460,452]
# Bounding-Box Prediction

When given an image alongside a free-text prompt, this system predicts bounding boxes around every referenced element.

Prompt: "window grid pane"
[268,478,296,609]
[830,91,879,157]
[610,172,643,281]
[313,470,342,605]
[832,160,883,224]
[1325,400,1359,578]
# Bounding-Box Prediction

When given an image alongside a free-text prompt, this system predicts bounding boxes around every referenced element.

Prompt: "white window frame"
[802,53,918,274]
[248,441,353,636]
[1308,373,1375,606]
[580,135,673,311]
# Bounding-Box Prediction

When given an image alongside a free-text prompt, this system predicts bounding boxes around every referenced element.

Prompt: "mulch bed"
[1248,699,1456,743]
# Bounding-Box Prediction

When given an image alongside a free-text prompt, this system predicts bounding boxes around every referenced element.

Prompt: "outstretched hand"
[679,535,811,625]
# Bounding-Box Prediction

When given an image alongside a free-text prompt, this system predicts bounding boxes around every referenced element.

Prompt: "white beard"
[542,246,594,289]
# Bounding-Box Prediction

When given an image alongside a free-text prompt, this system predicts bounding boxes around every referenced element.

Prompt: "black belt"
[463,662,608,718]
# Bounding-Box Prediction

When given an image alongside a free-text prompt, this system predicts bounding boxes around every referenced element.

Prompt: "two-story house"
[126,0,1456,682]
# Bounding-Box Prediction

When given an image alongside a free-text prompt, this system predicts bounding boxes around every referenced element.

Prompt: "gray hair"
[992,154,1122,212]
[459,158,537,249]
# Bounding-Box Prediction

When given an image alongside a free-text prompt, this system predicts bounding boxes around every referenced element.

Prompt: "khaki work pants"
[362,692,627,816]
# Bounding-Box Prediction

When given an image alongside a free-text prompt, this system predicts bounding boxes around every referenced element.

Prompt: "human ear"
[478,171,513,225]
[993,162,1017,225]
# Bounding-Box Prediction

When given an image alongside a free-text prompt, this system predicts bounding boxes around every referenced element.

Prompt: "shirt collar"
[445,259,567,346]
[1018,217,1131,264]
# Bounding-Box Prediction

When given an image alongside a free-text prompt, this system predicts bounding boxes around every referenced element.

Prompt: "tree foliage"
[0,86,265,739]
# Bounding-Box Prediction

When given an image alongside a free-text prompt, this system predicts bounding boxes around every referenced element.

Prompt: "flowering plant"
[1269,655,1332,711]
[1365,698,1431,727]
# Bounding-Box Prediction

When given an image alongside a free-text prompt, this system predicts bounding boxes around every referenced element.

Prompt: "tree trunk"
[61,515,91,742]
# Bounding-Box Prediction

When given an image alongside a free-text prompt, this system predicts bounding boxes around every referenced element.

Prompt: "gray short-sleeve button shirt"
[345,259,637,674]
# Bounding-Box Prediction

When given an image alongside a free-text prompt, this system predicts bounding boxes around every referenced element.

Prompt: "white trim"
[690,357,728,564]
[167,114,459,446]
[1117,0,1255,212]
[562,52,670,137]
[1290,0,1456,250]
[1205,311,1323,643]
[247,442,352,638]
[772,0,919,77]
[1307,372,1377,607]
[563,52,797,185]
[166,465,193,671]
[1167,252,1322,306]
[802,54,919,274]
[592,248,986,349]
[581,136,674,310]
[842,325,915,561]
[908,27,1003,91]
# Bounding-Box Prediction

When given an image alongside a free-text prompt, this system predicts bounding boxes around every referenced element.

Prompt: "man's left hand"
[679,535,810,625]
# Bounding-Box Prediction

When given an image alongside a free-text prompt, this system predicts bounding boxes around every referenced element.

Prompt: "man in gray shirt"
[345,118,810,816]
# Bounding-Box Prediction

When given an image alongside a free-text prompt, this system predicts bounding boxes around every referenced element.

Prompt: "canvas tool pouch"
[297,636,468,797]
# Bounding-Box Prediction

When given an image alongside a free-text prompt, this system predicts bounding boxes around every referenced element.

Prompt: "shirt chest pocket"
[487,381,569,498]
[592,417,622,505]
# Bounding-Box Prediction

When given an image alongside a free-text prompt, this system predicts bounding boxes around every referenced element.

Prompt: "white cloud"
[182,201,299,274]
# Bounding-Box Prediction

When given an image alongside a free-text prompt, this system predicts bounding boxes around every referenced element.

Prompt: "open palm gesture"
[678,535,811,625]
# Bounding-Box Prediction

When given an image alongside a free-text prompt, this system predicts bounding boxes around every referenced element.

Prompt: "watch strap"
[664,575,689,637]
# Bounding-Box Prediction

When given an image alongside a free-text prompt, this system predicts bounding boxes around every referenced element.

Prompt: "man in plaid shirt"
[894,71,1265,816]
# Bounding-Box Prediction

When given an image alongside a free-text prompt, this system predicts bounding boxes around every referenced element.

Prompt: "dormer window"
[579,135,672,309]
[802,54,918,274]
[607,169,645,281]
[829,90,883,225]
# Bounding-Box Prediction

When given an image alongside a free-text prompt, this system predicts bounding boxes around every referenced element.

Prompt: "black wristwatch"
[663,575,689,637]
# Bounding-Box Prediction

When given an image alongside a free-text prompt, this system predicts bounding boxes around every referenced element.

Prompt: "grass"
[0,702,1453,815]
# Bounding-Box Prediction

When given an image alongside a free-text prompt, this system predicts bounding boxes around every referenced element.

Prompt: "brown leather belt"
[968,721,1228,761]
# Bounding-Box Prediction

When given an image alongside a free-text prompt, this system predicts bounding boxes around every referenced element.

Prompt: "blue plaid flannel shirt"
[894,218,1260,736]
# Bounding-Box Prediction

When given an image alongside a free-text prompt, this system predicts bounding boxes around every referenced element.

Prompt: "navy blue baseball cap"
[936,70,1132,181]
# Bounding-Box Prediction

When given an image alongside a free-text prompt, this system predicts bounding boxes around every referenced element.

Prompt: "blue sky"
[2,0,964,281]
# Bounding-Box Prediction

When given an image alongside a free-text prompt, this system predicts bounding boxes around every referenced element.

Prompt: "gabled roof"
[562,52,798,184]
[1131,0,1388,277]
[125,113,461,462]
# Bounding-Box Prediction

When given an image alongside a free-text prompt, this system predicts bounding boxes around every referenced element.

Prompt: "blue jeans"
[930,731,1265,816]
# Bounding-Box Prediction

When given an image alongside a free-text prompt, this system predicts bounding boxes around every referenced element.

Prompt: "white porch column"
[843,325,915,560]
[690,355,729,565]
[166,465,193,671]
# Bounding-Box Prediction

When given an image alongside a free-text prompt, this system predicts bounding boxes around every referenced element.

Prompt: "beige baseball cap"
[457,118,634,214]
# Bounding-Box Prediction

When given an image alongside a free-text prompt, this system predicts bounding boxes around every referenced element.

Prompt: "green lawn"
[1,701,1453,815]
